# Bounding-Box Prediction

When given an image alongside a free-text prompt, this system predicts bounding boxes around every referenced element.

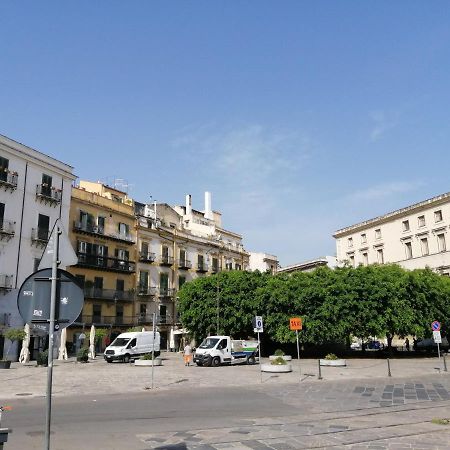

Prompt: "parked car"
[416,337,449,351]
[366,340,382,351]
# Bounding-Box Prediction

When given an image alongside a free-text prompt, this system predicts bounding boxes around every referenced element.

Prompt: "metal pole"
[296,330,301,378]
[387,358,392,377]
[443,353,448,372]
[45,226,60,450]
[318,359,322,380]
[437,342,441,365]
[151,313,156,389]
[216,273,219,335]
[258,331,262,383]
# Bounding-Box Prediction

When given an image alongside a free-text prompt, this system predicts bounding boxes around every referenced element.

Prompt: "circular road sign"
[17,268,84,334]
[431,321,441,332]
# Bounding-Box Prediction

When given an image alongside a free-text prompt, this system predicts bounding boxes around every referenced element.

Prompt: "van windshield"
[199,338,219,349]
[110,338,130,347]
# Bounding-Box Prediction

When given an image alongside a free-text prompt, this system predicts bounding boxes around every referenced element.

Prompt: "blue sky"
[1,1,450,265]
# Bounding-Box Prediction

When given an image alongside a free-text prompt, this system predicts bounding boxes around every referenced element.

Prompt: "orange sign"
[290,317,302,331]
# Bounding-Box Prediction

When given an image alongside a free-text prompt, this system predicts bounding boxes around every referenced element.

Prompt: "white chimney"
[204,191,213,220]
[186,194,192,215]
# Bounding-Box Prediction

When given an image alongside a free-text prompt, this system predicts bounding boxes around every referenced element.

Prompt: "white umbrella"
[169,328,175,351]
[58,328,68,361]
[88,325,96,359]
[19,324,30,364]
[141,327,146,332]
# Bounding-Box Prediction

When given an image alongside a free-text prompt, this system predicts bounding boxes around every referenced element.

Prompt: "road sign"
[17,268,84,334]
[290,317,302,331]
[433,330,442,344]
[432,321,441,331]
[253,316,263,333]
[38,219,78,270]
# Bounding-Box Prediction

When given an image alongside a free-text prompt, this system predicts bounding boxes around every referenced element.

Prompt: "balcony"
[158,287,175,299]
[158,255,174,266]
[73,221,135,244]
[36,184,61,206]
[196,262,209,273]
[178,259,192,270]
[0,274,13,290]
[137,285,158,297]
[76,252,135,273]
[137,314,174,325]
[83,287,134,302]
[31,227,49,247]
[77,315,135,326]
[139,251,156,263]
[0,170,18,191]
[0,221,15,241]
[211,265,220,274]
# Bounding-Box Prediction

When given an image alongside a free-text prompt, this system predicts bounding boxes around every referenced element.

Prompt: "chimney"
[186,194,192,215]
[204,191,213,220]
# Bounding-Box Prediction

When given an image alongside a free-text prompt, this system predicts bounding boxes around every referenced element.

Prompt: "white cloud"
[346,181,424,202]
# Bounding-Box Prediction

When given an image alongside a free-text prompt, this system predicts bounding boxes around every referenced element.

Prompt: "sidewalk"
[1,353,449,400]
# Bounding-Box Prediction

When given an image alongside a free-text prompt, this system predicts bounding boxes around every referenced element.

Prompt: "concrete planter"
[269,355,292,362]
[320,359,346,367]
[261,363,292,373]
[134,358,162,367]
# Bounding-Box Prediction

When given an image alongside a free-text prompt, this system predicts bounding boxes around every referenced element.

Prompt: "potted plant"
[261,355,293,373]
[320,353,346,367]
[269,349,292,362]
[77,347,89,363]
[1,328,27,369]
[36,350,49,367]
[95,328,109,352]
[134,353,163,366]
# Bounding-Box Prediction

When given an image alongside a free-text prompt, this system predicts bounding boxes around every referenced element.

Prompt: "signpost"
[253,316,263,382]
[431,321,442,364]
[290,317,302,377]
[17,220,82,450]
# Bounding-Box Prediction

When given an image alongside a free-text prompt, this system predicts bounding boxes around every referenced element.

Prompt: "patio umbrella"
[88,325,96,359]
[58,328,68,361]
[141,327,146,332]
[19,324,30,364]
[169,327,175,351]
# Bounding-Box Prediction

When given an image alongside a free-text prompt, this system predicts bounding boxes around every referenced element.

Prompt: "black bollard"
[444,353,448,372]
[387,358,392,377]
[318,359,323,380]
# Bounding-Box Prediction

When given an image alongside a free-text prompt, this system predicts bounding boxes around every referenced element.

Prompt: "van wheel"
[106,359,113,363]
[204,356,212,367]
[196,362,203,366]
[212,357,220,367]
[123,354,130,363]
[247,355,256,365]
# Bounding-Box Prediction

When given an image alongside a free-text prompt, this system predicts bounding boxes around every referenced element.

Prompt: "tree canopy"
[177,265,450,346]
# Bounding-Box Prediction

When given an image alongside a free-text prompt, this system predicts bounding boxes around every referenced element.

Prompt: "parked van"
[104,331,160,363]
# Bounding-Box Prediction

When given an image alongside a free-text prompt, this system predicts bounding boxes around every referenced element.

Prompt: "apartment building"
[278,256,337,274]
[0,134,75,359]
[67,181,137,348]
[334,191,450,275]
[248,252,279,274]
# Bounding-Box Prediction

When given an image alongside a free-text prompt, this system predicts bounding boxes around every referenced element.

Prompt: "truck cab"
[193,335,258,367]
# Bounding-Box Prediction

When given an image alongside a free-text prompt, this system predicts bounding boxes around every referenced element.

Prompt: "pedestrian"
[413,337,418,352]
[405,337,410,351]
[183,343,192,366]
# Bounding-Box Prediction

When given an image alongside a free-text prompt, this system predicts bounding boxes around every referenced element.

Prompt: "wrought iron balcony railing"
[73,221,135,244]
[31,227,49,245]
[0,170,18,190]
[78,315,135,326]
[137,285,158,296]
[76,252,135,273]
[36,184,61,204]
[83,287,134,302]
[178,259,192,270]
[196,262,209,273]
[158,287,175,298]
[0,220,15,240]
[137,314,174,325]
[139,251,156,263]
[158,255,174,266]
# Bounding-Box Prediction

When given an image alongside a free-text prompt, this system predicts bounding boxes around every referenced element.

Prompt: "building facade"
[334,191,450,275]
[248,252,279,274]
[0,134,75,359]
[278,256,337,274]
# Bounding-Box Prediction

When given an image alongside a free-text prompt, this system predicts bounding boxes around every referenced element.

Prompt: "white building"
[334,191,450,275]
[0,135,75,359]
[248,252,279,274]
[278,256,338,274]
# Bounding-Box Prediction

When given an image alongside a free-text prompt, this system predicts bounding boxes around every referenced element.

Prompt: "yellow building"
[67,181,136,350]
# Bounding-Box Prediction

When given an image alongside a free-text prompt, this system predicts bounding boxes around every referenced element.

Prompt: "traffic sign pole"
[45,224,60,450]
[258,331,262,383]
[296,330,301,378]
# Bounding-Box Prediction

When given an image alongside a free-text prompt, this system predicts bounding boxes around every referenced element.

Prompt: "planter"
[269,355,292,362]
[77,356,89,363]
[134,358,163,367]
[0,360,11,369]
[261,363,292,373]
[320,359,346,367]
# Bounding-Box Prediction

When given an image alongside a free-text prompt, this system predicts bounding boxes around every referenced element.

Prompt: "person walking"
[405,337,410,351]
[184,343,192,366]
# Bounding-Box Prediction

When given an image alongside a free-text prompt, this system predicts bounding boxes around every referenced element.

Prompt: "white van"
[104,331,160,363]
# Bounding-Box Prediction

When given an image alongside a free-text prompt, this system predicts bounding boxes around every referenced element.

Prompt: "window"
[97,216,105,233]
[139,271,148,291]
[418,215,426,227]
[92,304,102,322]
[348,237,353,248]
[41,174,53,196]
[139,304,147,315]
[420,238,429,256]
[179,249,186,264]
[162,246,169,258]
[198,254,204,267]
[375,229,382,240]
[437,233,446,252]
[78,240,87,253]
[0,156,9,182]
[225,262,232,270]
[212,257,219,272]
[159,304,167,323]
[37,214,50,240]
[377,249,384,264]
[141,241,149,254]
[116,279,124,291]
[435,210,443,223]
[235,263,242,270]
[115,248,129,261]
[361,233,367,244]
[179,276,186,288]
[94,277,103,290]
[362,252,368,266]
[402,220,410,232]
[349,255,355,267]
[405,241,413,259]
[160,273,169,291]
[118,223,129,236]
[116,305,124,325]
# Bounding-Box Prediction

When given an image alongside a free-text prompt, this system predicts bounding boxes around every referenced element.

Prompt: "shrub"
[142,353,154,360]
[37,350,48,366]
[274,349,285,357]
[77,347,89,362]
[324,353,339,360]
[271,356,287,365]
[2,327,27,360]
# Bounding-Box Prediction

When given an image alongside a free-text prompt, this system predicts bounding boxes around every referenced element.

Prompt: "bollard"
[318,359,323,380]
[387,358,392,377]
[444,353,448,372]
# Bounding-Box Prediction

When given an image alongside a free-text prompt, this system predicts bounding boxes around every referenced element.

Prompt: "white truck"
[104,331,160,363]
[193,335,259,367]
